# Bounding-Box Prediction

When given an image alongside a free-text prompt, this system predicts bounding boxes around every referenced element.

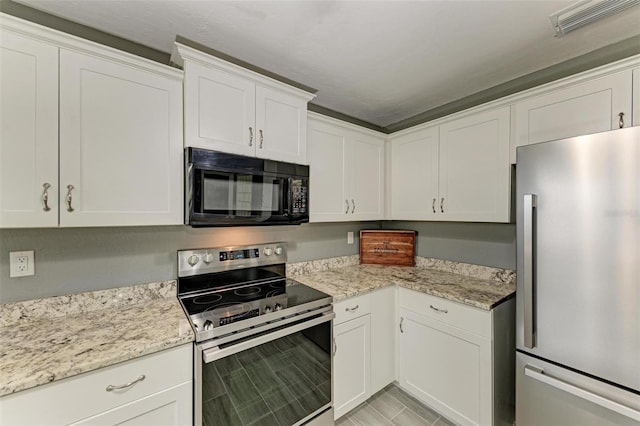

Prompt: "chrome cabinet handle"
[41,183,51,212]
[523,194,537,349]
[351,199,355,214]
[259,129,264,148]
[249,127,253,146]
[106,374,145,392]
[618,112,624,128]
[333,338,337,356]
[399,317,404,333]
[429,304,448,314]
[65,185,75,212]
[345,200,349,214]
[345,304,359,312]
[432,198,436,213]
[440,197,444,213]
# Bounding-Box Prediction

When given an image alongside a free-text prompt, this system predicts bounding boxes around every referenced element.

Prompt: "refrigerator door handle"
[523,194,537,348]
[524,365,640,421]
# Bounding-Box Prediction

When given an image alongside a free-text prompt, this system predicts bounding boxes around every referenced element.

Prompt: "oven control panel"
[178,242,287,277]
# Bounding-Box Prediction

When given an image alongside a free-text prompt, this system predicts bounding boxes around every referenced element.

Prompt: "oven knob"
[203,252,214,264]
[275,247,283,255]
[264,248,273,256]
[203,320,213,331]
[264,306,272,313]
[187,255,199,267]
[274,303,283,311]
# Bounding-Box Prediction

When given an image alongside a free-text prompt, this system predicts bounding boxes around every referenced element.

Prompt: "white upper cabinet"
[391,107,510,222]
[512,70,633,163]
[0,14,184,228]
[59,50,183,227]
[0,29,59,228]
[391,127,439,220]
[308,114,385,222]
[173,43,314,164]
[439,107,510,222]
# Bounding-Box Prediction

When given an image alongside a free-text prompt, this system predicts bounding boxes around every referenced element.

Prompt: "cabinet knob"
[618,112,624,129]
[42,183,52,212]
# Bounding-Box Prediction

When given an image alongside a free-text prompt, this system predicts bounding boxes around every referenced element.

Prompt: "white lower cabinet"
[333,287,397,420]
[0,345,192,426]
[398,288,515,426]
[334,313,371,419]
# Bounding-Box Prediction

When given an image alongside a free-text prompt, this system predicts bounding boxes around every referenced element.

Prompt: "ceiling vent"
[549,0,640,37]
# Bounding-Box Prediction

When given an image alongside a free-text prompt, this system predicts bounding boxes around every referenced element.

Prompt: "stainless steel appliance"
[515,127,639,425]
[177,243,334,426]
[185,148,309,226]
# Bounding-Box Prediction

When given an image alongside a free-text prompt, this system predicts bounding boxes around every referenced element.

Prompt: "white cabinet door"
[512,71,632,163]
[334,315,371,420]
[398,308,491,426]
[349,132,385,221]
[183,61,255,156]
[59,49,183,227]
[390,127,439,220]
[0,30,58,228]
[370,286,397,394]
[439,107,510,222]
[256,85,307,164]
[72,382,192,426]
[309,120,349,222]
[309,115,385,222]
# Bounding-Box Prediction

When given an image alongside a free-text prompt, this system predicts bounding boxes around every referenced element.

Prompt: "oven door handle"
[202,311,335,364]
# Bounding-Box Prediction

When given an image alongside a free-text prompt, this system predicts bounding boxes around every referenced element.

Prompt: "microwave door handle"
[283,178,291,216]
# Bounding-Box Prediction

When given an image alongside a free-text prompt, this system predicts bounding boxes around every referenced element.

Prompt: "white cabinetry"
[333,293,371,420]
[0,28,58,228]
[173,43,314,164]
[398,288,515,426]
[0,345,192,426]
[512,71,632,163]
[370,285,397,394]
[308,114,385,222]
[0,15,184,228]
[391,107,510,222]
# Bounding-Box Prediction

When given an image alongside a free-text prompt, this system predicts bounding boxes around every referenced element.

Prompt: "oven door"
[194,312,334,426]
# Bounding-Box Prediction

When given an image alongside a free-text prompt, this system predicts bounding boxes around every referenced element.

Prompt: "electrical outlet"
[347,232,354,244]
[9,250,35,277]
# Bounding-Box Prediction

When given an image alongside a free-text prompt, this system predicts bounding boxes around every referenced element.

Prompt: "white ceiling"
[14,0,640,127]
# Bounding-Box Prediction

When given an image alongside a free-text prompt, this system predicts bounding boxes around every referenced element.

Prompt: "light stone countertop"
[0,281,194,397]
[291,258,515,310]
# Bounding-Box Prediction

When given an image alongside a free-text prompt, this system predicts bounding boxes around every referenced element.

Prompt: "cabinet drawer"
[0,344,192,426]
[399,288,491,338]
[334,293,372,325]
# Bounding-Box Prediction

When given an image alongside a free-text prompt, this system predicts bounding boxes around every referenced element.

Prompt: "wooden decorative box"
[360,230,416,266]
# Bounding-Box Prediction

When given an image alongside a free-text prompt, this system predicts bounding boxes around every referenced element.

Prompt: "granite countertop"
[0,281,194,397]
[291,258,516,310]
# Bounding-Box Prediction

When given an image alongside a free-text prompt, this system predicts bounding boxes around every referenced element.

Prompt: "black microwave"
[185,148,309,226]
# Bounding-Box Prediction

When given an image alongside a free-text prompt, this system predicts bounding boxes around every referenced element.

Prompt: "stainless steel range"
[177,243,335,426]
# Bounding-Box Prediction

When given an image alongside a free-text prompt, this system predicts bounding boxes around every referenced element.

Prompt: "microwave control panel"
[291,179,308,215]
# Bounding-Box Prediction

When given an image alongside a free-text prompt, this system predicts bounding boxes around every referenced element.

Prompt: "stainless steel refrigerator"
[515,127,639,426]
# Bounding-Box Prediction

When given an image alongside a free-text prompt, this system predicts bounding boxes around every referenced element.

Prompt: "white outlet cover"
[9,250,35,277]
[347,232,354,244]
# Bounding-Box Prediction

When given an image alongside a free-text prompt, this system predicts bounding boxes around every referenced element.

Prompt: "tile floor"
[336,384,456,426]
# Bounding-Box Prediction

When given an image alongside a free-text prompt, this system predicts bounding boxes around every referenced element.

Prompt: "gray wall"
[0,222,378,303]
[383,221,516,270]
[1,220,516,303]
